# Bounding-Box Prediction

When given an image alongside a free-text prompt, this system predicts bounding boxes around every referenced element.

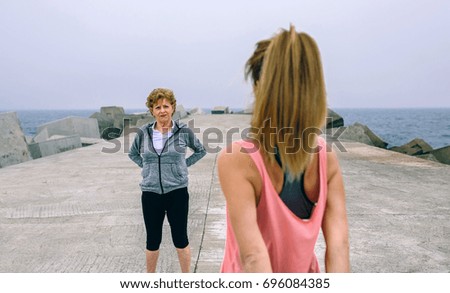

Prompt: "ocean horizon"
[2,108,450,150]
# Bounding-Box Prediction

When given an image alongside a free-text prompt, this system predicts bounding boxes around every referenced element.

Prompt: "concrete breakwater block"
[389,138,433,156]
[211,106,230,114]
[430,145,450,165]
[90,112,115,135]
[326,108,344,129]
[101,127,122,140]
[173,104,188,119]
[90,106,127,135]
[32,127,50,143]
[36,116,100,139]
[337,122,388,149]
[189,107,204,115]
[100,106,125,119]
[0,112,32,168]
[28,135,82,159]
[135,116,156,128]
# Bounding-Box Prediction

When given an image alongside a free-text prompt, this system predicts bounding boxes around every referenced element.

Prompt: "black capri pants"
[141,187,189,251]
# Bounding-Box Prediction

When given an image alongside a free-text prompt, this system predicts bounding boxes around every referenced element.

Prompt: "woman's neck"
[155,121,173,133]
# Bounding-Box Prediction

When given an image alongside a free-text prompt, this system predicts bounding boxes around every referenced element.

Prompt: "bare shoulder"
[218,141,246,161]
[325,144,342,182]
[218,142,246,171]
[217,141,261,202]
[218,141,257,173]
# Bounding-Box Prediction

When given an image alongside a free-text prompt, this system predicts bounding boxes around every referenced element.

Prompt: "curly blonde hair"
[146,88,177,115]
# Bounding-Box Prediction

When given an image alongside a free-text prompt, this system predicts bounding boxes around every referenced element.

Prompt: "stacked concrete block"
[326,108,344,129]
[90,106,126,138]
[189,107,204,115]
[100,106,125,129]
[123,112,153,128]
[338,123,374,146]
[90,112,115,136]
[123,113,145,127]
[430,146,450,165]
[28,116,100,159]
[337,122,388,149]
[28,135,82,159]
[390,138,433,156]
[33,127,49,143]
[100,106,125,119]
[136,116,156,128]
[36,116,100,139]
[0,112,32,168]
[173,104,188,120]
[211,106,230,114]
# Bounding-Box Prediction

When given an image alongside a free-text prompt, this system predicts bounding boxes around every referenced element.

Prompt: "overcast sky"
[1,0,449,110]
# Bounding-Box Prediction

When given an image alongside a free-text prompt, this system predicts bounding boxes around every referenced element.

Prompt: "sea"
[334,108,450,149]
[3,108,450,149]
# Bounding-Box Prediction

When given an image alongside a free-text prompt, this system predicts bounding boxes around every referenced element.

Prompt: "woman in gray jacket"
[129,88,206,273]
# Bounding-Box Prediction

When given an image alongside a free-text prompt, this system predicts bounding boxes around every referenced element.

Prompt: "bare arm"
[217,143,272,272]
[322,148,350,272]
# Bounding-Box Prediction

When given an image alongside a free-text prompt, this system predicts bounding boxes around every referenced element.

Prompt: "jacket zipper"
[157,155,163,194]
[148,122,182,194]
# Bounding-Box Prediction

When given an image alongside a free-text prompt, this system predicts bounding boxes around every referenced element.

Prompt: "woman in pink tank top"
[218,25,350,273]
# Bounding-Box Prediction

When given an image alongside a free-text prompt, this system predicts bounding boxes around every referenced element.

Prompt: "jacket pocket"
[171,164,183,177]
[141,165,151,178]
[141,164,158,187]
[164,163,187,188]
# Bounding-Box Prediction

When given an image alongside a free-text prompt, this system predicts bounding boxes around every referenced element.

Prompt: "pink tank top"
[220,137,328,273]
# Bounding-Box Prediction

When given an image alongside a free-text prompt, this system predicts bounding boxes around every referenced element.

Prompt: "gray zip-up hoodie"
[128,121,206,194]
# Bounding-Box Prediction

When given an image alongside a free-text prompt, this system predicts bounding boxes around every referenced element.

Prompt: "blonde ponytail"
[248,26,327,179]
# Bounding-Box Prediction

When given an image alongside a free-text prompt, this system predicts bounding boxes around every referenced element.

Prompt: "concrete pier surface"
[0,114,448,273]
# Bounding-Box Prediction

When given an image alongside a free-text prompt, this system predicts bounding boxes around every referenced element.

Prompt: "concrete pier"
[0,114,448,273]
